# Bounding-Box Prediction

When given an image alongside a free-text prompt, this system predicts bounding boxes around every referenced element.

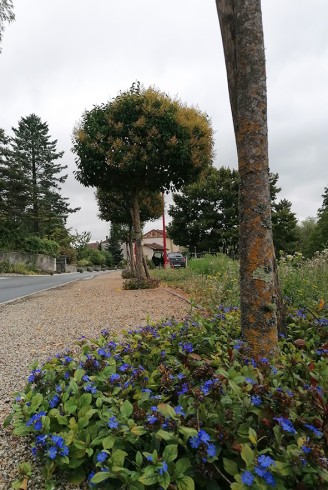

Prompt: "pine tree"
[10,114,78,237]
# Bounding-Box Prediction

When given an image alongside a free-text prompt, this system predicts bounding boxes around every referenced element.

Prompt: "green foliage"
[121,269,137,279]
[168,169,297,257]
[22,236,60,257]
[73,82,213,279]
[8,299,328,488]
[152,252,328,312]
[0,0,15,52]
[0,115,78,245]
[168,167,239,255]
[123,277,160,290]
[0,260,37,275]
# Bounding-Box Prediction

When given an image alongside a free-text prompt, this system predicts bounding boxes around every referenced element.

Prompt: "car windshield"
[168,253,183,258]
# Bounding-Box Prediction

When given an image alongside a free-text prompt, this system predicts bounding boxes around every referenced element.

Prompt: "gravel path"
[0,271,191,489]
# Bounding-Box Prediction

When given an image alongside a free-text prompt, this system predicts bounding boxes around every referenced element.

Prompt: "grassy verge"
[152,252,328,311]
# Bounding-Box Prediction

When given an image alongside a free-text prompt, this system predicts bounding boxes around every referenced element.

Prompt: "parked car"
[167,252,186,268]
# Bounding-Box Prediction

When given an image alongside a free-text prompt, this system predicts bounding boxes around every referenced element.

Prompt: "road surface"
[0,270,114,305]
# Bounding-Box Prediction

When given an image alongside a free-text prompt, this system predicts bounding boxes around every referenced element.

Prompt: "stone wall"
[0,251,56,272]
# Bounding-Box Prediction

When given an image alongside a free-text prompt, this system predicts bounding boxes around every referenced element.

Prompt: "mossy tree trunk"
[216,0,284,358]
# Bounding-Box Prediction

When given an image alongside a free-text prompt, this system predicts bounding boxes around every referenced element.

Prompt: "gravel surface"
[0,271,191,489]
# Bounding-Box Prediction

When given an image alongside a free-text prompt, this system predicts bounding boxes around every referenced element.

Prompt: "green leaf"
[131,426,147,436]
[163,444,178,463]
[241,443,254,467]
[64,400,78,414]
[120,399,133,418]
[78,393,92,407]
[231,483,245,490]
[90,471,111,484]
[68,379,79,395]
[248,427,257,445]
[136,451,143,467]
[158,403,176,419]
[175,457,192,475]
[156,429,176,441]
[74,369,85,383]
[102,434,116,449]
[139,470,158,486]
[223,457,238,476]
[179,427,198,439]
[3,411,13,428]
[177,476,195,490]
[112,448,128,467]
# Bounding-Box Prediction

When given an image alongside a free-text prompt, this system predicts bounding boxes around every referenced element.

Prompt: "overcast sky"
[1,0,327,241]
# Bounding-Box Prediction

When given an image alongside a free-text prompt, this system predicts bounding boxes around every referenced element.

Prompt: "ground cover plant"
[6,299,328,489]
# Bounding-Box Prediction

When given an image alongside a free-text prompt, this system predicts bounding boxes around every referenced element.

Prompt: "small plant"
[121,269,137,279]
[0,260,37,275]
[123,277,160,290]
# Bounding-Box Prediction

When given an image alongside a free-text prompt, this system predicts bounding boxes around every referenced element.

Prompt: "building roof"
[143,229,163,239]
[143,242,167,251]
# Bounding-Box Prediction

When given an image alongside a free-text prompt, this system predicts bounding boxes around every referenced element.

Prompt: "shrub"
[77,259,90,268]
[7,302,328,489]
[123,278,160,290]
[121,269,137,279]
[0,260,37,275]
[22,236,60,257]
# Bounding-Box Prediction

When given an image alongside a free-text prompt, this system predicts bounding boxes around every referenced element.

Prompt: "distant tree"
[0,0,14,52]
[168,167,294,258]
[107,223,124,266]
[216,0,282,357]
[96,188,163,272]
[296,217,317,257]
[306,186,328,256]
[271,199,298,255]
[10,114,78,236]
[73,83,213,279]
[168,167,239,255]
[318,185,328,217]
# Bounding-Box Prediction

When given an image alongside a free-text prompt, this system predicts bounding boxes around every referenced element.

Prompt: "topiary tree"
[73,82,213,279]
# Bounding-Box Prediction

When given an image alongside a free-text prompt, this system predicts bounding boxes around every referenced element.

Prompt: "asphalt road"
[0,270,114,305]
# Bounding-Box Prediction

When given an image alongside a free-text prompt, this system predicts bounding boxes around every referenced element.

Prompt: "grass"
[151,251,328,311]
[0,260,38,275]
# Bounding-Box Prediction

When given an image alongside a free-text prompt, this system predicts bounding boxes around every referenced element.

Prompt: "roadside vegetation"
[6,250,328,489]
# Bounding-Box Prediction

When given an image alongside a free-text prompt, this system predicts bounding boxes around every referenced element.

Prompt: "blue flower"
[258,455,275,468]
[174,405,185,416]
[49,394,60,408]
[198,430,211,444]
[242,471,254,486]
[158,461,168,475]
[146,455,153,462]
[262,471,276,487]
[84,383,97,394]
[251,395,262,407]
[189,436,200,449]
[207,443,217,457]
[60,445,69,456]
[97,451,108,463]
[302,445,312,454]
[245,377,256,385]
[108,416,119,429]
[55,384,62,393]
[36,434,47,446]
[147,415,158,424]
[28,369,42,383]
[109,373,120,383]
[48,446,57,459]
[273,417,297,434]
[304,423,323,437]
[97,348,111,357]
[142,388,152,393]
[179,342,193,353]
[119,363,130,372]
[51,435,64,447]
[177,383,189,395]
[201,379,215,395]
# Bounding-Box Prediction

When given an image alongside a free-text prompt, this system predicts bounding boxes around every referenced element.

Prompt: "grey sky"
[1,0,327,240]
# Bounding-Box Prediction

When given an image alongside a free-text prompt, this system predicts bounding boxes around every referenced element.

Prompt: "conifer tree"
[10,114,78,237]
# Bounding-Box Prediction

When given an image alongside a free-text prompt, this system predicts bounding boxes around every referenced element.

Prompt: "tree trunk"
[127,226,136,275]
[131,193,145,279]
[216,0,283,358]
